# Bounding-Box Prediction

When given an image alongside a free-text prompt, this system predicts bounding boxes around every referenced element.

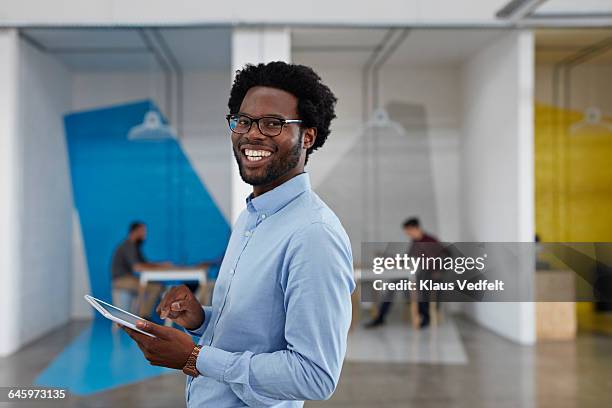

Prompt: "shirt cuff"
[185,306,212,337]
[196,345,232,382]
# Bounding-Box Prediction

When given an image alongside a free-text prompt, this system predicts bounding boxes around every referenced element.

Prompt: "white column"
[0,29,21,356]
[460,30,535,345]
[230,27,291,224]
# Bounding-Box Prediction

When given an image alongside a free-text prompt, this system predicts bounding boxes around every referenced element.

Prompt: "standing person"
[366,217,441,329]
[122,61,355,407]
[111,221,172,317]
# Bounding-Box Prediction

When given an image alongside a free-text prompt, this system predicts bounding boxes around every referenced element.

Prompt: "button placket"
[208,213,257,344]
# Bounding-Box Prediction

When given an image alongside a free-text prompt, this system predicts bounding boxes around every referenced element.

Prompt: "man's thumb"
[136,320,165,337]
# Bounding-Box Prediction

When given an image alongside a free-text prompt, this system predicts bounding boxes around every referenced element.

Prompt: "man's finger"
[170,300,186,312]
[165,310,181,320]
[160,291,188,318]
[158,288,175,317]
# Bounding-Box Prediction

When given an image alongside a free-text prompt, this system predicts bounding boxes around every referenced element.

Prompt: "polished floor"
[347,318,468,364]
[1,313,611,407]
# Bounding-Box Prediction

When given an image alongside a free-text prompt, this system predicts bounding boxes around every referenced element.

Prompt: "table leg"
[137,283,147,317]
[198,282,208,305]
[411,300,419,328]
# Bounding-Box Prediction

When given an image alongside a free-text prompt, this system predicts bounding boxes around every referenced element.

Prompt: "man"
[123,62,355,407]
[111,221,172,316]
[365,217,441,329]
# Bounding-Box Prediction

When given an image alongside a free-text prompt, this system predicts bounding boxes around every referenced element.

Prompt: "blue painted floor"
[35,317,170,395]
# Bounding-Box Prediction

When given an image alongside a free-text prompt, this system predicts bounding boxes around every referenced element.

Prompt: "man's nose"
[246,121,267,141]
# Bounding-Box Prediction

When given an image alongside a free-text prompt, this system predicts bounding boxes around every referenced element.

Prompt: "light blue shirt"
[185,173,355,407]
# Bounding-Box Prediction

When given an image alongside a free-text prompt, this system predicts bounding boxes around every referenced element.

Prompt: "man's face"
[134,225,147,243]
[404,226,421,241]
[231,86,314,187]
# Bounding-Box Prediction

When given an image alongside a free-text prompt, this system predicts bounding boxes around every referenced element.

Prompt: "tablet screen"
[96,298,143,327]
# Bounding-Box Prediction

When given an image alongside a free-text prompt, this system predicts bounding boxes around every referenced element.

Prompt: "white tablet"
[84,295,156,338]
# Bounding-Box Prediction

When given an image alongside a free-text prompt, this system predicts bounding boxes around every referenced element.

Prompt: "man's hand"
[123,321,195,369]
[156,285,204,330]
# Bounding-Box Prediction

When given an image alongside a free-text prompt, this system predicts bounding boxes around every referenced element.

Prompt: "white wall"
[0,30,73,356]
[17,37,73,344]
[380,67,462,242]
[71,211,91,319]
[0,29,21,356]
[460,30,535,345]
[291,62,462,254]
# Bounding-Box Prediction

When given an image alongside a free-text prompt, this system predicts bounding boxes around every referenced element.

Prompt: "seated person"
[111,221,173,317]
[365,217,442,329]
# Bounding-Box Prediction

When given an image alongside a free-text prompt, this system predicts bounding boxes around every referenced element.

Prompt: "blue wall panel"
[65,100,229,302]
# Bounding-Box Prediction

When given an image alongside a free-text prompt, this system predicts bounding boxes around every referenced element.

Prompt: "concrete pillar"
[0,29,21,356]
[229,27,291,224]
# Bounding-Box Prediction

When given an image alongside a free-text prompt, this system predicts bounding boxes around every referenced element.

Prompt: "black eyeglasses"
[226,114,303,137]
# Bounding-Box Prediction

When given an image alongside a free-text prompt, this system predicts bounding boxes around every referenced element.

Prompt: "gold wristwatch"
[182,345,202,377]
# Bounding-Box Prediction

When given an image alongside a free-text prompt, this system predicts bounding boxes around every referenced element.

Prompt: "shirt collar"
[246,173,311,216]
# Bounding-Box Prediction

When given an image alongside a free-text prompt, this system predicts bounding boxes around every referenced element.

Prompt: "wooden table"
[137,267,208,316]
[535,269,576,341]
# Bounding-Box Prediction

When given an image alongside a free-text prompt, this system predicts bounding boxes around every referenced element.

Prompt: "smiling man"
[123,61,355,407]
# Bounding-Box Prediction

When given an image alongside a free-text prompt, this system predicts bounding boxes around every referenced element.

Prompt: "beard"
[233,133,302,186]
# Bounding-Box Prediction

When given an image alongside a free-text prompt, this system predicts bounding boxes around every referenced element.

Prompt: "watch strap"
[182,345,202,377]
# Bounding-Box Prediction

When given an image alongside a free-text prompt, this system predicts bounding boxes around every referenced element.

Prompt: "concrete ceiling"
[20,26,612,71]
[20,27,232,71]
[25,27,510,72]
[292,28,507,69]
[292,27,612,68]
[535,28,612,65]
[537,0,612,15]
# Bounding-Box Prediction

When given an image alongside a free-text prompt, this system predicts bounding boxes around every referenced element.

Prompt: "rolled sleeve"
[196,346,232,382]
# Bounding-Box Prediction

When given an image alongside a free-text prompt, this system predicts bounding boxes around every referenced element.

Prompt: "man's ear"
[302,128,317,150]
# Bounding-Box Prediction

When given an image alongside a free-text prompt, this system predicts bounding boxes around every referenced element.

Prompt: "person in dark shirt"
[111,221,173,317]
[365,217,442,329]
[404,218,443,329]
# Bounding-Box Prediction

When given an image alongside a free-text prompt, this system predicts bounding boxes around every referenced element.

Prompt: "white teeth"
[244,149,272,158]
[246,156,263,161]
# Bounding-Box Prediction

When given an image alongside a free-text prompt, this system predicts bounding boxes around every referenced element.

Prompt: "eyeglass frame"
[226,113,303,137]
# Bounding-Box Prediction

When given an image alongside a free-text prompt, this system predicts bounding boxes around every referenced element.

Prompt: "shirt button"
[229,268,235,275]
[244,230,251,237]
[261,214,266,219]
